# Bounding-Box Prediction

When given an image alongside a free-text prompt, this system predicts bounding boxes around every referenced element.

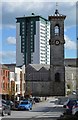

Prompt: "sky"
[0,0,78,64]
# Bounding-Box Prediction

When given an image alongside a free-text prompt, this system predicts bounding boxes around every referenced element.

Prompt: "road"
[1,97,65,120]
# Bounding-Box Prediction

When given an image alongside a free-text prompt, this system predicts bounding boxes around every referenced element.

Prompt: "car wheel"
[18,108,20,111]
[30,108,32,110]
[2,110,5,116]
[8,111,11,115]
[75,112,78,117]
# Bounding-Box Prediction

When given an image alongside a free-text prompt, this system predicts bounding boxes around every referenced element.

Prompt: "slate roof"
[28,64,50,71]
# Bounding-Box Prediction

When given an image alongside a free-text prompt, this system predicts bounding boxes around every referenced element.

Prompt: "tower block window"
[55,72,60,82]
[54,25,60,36]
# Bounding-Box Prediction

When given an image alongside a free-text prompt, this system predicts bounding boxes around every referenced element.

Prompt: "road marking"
[35,111,62,118]
[0,117,2,120]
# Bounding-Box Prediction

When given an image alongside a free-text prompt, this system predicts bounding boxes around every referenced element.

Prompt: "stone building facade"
[49,9,66,96]
[26,64,50,96]
[25,63,77,96]
[25,9,66,96]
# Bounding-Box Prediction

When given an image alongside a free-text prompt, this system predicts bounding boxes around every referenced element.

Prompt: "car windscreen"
[68,100,76,106]
[20,102,28,105]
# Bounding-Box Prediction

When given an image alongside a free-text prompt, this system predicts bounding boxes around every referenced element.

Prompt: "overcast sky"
[0,0,78,63]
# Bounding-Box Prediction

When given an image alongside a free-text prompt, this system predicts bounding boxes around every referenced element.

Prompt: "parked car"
[33,97,40,103]
[29,98,35,104]
[63,99,77,115]
[72,91,76,95]
[0,99,11,116]
[72,100,78,117]
[18,100,32,110]
[6,100,14,110]
[14,100,20,108]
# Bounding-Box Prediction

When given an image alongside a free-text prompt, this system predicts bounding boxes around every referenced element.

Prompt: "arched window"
[54,25,60,36]
[55,72,60,82]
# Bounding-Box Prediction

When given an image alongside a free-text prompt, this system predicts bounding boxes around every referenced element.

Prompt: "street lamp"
[28,73,33,97]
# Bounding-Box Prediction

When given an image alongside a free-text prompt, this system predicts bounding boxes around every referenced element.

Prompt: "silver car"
[0,99,11,116]
[72,100,78,117]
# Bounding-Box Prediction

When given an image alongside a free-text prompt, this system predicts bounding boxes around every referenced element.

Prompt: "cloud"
[6,36,16,45]
[2,0,77,2]
[64,35,76,50]
[0,51,16,63]
[0,2,2,29]
[2,2,76,29]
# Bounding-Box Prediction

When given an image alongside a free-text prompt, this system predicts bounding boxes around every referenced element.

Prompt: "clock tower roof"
[48,9,66,20]
[54,9,62,16]
[49,3,66,20]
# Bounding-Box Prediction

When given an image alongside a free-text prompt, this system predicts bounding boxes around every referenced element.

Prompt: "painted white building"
[15,67,21,98]
[15,66,25,100]
[21,65,25,97]
[9,72,15,82]
[9,72,15,95]
[16,15,50,66]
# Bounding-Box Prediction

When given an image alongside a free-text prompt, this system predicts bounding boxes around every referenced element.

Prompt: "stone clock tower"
[49,9,66,96]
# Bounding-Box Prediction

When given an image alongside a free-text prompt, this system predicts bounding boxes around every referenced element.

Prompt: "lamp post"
[25,73,33,98]
[72,73,74,92]
[29,73,33,97]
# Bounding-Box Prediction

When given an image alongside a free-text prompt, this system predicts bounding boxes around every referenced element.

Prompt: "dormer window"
[54,25,60,36]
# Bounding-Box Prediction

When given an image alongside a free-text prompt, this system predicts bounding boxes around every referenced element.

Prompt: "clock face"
[55,40,60,45]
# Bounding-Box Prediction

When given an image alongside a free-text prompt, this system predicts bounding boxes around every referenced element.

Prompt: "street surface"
[1,97,65,120]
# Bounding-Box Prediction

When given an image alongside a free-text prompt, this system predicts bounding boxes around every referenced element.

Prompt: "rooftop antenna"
[55,2,59,15]
[56,2,58,10]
